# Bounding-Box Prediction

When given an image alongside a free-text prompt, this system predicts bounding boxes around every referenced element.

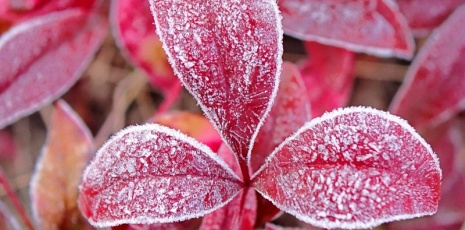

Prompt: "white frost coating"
[82,123,243,183]
[149,0,283,166]
[280,0,414,60]
[253,106,440,179]
[246,0,283,168]
[255,188,436,230]
[81,123,245,228]
[389,4,465,121]
[252,106,442,229]
[0,9,108,129]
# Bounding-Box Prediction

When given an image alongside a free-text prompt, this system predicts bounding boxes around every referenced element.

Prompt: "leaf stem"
[154,81,183,116]
[0,168,34,230]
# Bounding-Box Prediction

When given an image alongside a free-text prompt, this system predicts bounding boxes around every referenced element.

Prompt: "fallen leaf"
[30,100,94,229]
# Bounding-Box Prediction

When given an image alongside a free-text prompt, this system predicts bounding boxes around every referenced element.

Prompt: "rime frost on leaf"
[79,124,244,227]
[279,0,414,59]
[150,111,222,152]
[150,0,282,161]
[299,42,355,118]
[0,8,108,129]
[111,0,178,94]
[199,187,256,230]
[30,100,94,229]
[251,62,311,173]
[395,0,465,36]
[389,5,465,130]
[252,107,441,229]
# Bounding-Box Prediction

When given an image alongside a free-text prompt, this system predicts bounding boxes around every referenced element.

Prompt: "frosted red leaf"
[150,0,283,162]
[30,100,94,229]
[0,8,108,129]
[390,5,465,130]
[395,0,465,36]
[299,42,355,118]
[79,124,244,227]
[111,0,178,94]
[150,111,222,152]
[199,187,256,230]
[251,62,311,173]
[279,0,414,59]
[252,107,441,229]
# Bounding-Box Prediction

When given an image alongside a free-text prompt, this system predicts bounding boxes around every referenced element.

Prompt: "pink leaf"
[149,0,283,164]
[0,8,108,129]
[30,100,94,229]
[111,0,178,94]
[389,5,465,130]
[199,187,256,230]
[251,62,311,173]
[150,111,222,152]
[216,143,242,179]
[279,0,414,59]
[299,42,355,118]
[79,124,244,227]
[396,0,465,36]
[252,107,441,229]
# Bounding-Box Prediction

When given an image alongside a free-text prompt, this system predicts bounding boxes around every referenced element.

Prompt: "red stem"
[154,81,183,116]
[0,168,34,230]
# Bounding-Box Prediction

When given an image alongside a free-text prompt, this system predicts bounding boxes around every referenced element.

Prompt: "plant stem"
[0,168,34,230]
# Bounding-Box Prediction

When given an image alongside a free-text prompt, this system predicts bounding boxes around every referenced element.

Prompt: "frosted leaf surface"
[299,42,355,118]
[199,187,256,230]
[395,0,465,36]
[279,0,414,59]
[252,107,441,229]
[79,124,244,227]
[389,5,465,131]
[251,62,311,173]
[0,8,108,129]
[111,0,178,94]
[30,100,94,229]
[150,0,282,160]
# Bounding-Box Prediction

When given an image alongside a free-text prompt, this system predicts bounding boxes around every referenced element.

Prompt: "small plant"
[78,1,441,229]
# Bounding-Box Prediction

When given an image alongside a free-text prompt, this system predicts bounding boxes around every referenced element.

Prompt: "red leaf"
[79,124,244,227]
[150,0,283,163]
[251,62,311,173]
[150,111,222,152]
[252,107,441,229]
[396,0,465,36]
[30,100,94,229]
[111,0,178,94]
[279,0,414,59]
[0,8,108,129]
[216,143,242,179]
[299,42,355,118]
[200,187,256,230]
[390,5,465,131]
[265,223,305,230]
